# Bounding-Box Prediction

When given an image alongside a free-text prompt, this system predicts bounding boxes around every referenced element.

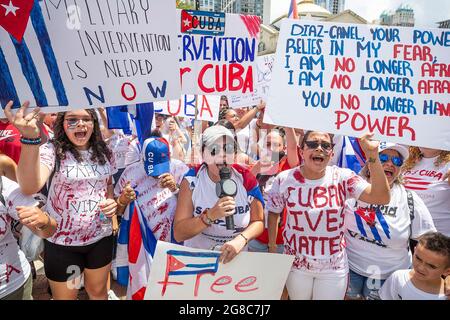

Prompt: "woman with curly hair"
[4,101,118,300]
[403,147,450,236]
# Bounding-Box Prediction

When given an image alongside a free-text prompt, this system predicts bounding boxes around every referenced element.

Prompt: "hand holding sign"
[4,100,41,139]
[220,235,247,264]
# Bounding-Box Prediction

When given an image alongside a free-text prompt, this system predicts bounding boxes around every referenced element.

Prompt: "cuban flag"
[0,0,68,108]
[288,0,299,19]
[338,136,366,174]
[159,250,220,297]
[116,196,157,300]
[354,206,391,243]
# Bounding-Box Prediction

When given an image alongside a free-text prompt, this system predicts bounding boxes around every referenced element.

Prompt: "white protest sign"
[144,241,294,300]
[178,10,261,96]
[229,54,275,108]
[0,0,181,115]
[265,20,450,150]
[154,95,220,122]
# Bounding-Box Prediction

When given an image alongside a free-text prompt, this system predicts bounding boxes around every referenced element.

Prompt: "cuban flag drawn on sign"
[1,0,181,114]
[116,195,157,300]
[0,0,68,110]
[158,250,220,297]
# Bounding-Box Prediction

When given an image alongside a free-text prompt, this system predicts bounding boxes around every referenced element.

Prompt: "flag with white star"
[0,0,33,42]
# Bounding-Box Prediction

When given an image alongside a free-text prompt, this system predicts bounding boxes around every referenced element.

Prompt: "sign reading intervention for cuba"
[265,20,450,151]
[179,11,261,96]
[0,0,181,114]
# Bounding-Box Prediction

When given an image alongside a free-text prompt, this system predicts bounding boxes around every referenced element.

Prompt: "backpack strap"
[0,176,5,206]
[406,189,415,237]
[406,189,417,253]
[39,154,61,201]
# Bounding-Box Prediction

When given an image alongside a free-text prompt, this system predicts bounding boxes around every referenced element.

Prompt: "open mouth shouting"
[311,154,326,165]
[384,169,394,178]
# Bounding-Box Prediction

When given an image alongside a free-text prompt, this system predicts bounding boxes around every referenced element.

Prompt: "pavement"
[31,259,127,300]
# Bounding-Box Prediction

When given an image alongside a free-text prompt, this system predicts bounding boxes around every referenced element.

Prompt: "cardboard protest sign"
[265,20,450,151]
[154,95,220,122]
[229,54,275,108]
[179,10,261,96]
[144,241,294,300]
[0,0,181,115]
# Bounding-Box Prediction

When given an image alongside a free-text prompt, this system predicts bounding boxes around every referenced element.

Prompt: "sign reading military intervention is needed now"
[265,20,450,151]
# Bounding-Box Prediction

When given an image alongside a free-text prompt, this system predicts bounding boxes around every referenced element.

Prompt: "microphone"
[216,166,238,230]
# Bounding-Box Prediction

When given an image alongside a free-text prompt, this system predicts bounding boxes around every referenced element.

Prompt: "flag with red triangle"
[0,0,34,42]
[181,10,194,33]
[355,207,377,227]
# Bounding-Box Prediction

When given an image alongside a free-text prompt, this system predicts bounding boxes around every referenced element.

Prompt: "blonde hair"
[403,147,450,172]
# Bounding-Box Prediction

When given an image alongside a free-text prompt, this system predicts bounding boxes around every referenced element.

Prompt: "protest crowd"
[0,0,449,301]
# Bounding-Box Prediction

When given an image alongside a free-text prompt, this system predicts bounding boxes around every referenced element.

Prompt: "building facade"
[221,0,264,18]
[379,4,414,27]
[315,0,345,15]
[437,19,450,29]
[259,0,367,55]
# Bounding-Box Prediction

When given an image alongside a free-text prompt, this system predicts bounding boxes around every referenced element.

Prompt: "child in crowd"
[379,232,449,300]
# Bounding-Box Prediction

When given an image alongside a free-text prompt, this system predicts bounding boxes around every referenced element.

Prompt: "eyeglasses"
[65,118,93,129]
[304,140,334,151]
[207,143,235,156]
[379,154,403,167]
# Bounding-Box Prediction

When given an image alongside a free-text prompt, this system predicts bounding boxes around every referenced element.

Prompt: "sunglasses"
[304,140,334,151]
[65,118,93,129]
[379,154,403,167]
[207,143,235,156]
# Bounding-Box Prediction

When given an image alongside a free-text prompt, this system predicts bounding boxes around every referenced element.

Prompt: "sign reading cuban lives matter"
[144,241,294,300]
[154,95,220,122]
[265,20,450,151]
[0,0,181,115]
[179,10,261,96]
[229,54,275,108]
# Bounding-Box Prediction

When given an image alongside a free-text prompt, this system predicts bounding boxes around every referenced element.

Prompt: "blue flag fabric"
[106,106,132,135]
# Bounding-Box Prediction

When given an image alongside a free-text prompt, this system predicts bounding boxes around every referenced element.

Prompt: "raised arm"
[234,101,265,130]
[358,133,391,205]
[285,127,300,168]
[4,101,51,194]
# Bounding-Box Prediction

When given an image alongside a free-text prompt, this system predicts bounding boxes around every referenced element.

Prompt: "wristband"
[36,211,51,231]
[20,136,42,145]
[239,233,249,245]
[200,209,213,226]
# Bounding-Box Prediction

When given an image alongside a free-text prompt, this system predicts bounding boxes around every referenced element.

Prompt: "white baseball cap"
[378,142,409,160]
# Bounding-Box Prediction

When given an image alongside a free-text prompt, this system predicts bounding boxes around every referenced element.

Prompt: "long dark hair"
[52,109,112,165]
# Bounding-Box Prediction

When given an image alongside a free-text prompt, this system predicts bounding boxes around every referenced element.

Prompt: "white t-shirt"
[114,159,189,242]
[404,157,450,236]
[40,143,117,246]
[184,164,264,250]
[0,177,37,298]
[266,165,369,274]
[344,184,436,279]
[380,269,447,300]
[107,131,140,169]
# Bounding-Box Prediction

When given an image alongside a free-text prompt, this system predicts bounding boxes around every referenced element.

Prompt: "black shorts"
[44,236,114,282]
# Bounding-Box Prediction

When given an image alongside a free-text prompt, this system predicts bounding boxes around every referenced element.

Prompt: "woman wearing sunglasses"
[4,101,117,300]
[344,142,436,300]
[174,125,264,264]
[266,131,391,300]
